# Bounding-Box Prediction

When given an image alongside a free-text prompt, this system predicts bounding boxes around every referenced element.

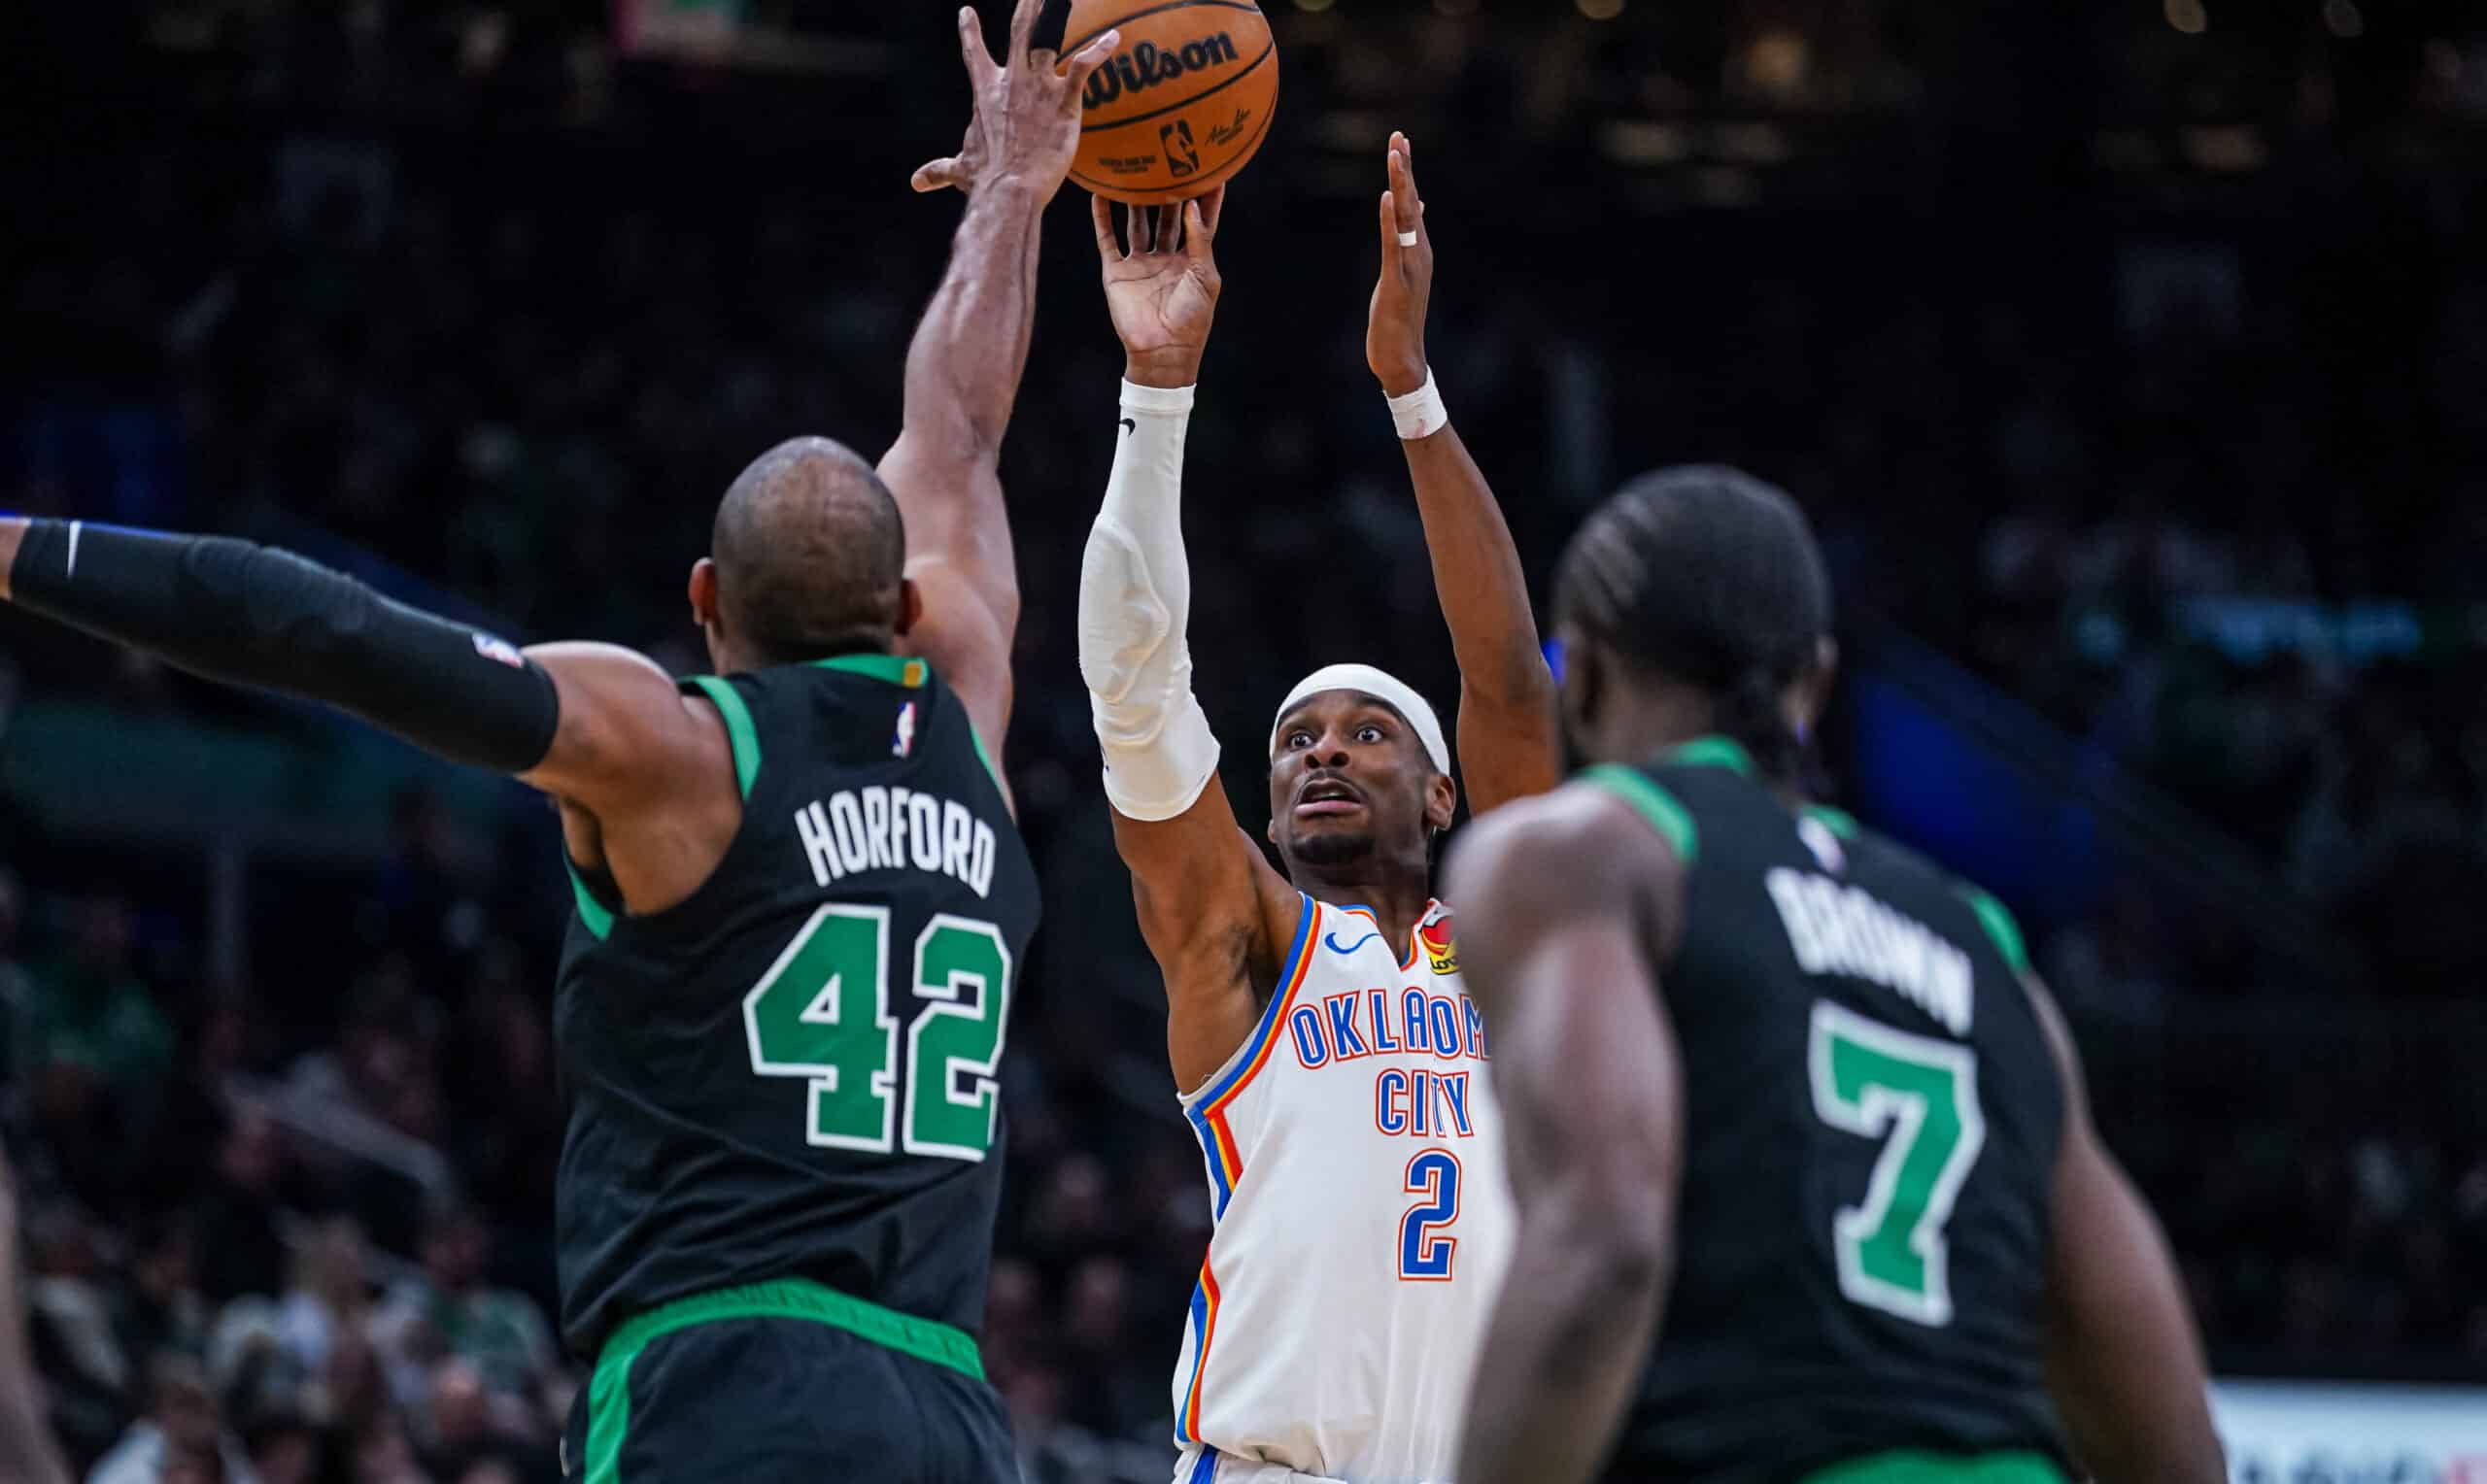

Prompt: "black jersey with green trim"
[1583,737,2068,1483]
[552,654,1038,1358]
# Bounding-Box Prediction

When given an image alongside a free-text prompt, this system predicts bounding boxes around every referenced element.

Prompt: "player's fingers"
[1198,185,1226,236]
[956,7,999,86]
[1063,28,1119,94]
[1140,204,1164,254]
[1006,0,1041,66]
[1394,145,1422,221]
[1090,193,1123,260]
[1380,188,1405,272]
[912,158,966,194]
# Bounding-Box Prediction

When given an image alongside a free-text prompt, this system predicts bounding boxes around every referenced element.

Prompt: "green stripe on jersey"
[1959,887,2030,976]
[812,653,927,687]
[1663,734,1756,777]
[1802,1449,2068,1484]
[583,1277,984,1482]
[1582,766,1698,864]
[684,675,760,800]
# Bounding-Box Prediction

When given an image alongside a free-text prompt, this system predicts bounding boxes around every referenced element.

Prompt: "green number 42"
[1808,1000,1987,1328]
[742,904,1012,1163]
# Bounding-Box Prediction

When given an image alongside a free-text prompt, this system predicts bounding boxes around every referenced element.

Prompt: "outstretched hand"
[1367,131,1433,398]
[911,0,1120,199]
[1093,188,1226,389]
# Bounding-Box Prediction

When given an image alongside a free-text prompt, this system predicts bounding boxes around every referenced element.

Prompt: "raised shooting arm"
[1367,133,1560,816]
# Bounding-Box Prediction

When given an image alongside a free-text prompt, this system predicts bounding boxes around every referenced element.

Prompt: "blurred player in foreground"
[1076,136,1558,1484]
[1448,467,2227,1484]
[0,3,1115,1476]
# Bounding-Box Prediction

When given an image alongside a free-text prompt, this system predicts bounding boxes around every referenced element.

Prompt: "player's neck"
[1291,863,1433,948]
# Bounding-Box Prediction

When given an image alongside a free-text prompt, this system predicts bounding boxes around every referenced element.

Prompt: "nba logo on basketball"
[1161,119,1199,179]
[1418,913,1458,975]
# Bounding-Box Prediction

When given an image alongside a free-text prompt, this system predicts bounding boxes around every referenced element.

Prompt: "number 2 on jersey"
[742,903,1011,1163]
[1808,1000,1986,1327]
[1398,1149,1462,1280]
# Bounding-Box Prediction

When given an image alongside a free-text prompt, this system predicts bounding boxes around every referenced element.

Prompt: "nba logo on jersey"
[892,702,917,759]
[1799,815,1846,875]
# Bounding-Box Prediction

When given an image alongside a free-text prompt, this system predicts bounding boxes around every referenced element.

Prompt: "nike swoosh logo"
[1325,930,1380,956]
[1119,418,1137,436]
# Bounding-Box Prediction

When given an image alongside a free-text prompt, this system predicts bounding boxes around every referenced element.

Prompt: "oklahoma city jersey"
[1172,894,1515,1484]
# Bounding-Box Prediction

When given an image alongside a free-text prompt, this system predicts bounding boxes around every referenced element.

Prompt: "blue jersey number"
[1398,1149,1462,1280]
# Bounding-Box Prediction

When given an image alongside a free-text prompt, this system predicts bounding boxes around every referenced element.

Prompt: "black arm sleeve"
[10,521,560,774]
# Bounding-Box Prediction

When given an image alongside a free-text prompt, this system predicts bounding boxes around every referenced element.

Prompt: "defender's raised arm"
[1367,133,1560,815]
[885,0,1120,781]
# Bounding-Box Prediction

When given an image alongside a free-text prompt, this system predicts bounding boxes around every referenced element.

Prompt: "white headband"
[1269,663,1452,777]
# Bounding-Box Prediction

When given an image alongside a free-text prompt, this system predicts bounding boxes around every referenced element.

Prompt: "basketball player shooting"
[1446,468,2226,1484]
[1076,135,1558,1484]
[1,5,1115,1478]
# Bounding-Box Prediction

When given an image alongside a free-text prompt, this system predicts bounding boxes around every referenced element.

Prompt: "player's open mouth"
[1295,776,1365,819]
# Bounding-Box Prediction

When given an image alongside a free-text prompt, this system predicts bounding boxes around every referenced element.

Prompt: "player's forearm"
[1401,428,1553,711]
[1459,1212,1668,1484]
[3,518,559,773]
[900,177,1047,458]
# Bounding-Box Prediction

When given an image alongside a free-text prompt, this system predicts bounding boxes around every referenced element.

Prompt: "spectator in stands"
[24,1199,127,1463]
[191,1111,290,1307]
[86,1353,256,1484]
[26,896,169,1107]
[371,1206,557,1444]
[114,1212,208,1370]
[271,1216,372,1388]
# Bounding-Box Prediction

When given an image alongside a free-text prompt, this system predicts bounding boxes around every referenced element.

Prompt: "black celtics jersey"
[1584,737,2067,1483]
[552,654,1038,1358]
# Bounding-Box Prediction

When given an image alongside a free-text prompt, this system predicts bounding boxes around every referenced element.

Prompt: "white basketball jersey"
[1170,894,1515,1484]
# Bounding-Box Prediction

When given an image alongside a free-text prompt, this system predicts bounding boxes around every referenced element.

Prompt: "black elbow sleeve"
[13,521,560,774]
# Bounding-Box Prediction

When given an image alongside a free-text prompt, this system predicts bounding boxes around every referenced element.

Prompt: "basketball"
[1067,0,1278,206]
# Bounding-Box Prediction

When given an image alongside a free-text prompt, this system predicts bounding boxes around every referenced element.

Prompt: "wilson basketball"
[1067,0,1278,207]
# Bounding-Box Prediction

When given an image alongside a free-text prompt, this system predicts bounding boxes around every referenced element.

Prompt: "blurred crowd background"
[4,1,2485,1480]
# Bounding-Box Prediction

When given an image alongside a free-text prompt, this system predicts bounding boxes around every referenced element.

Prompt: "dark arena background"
[5,1,2486,1480]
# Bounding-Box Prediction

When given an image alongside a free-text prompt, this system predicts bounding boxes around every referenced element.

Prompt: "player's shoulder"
[1446,777,1683,920]
[1831,813,2032,978]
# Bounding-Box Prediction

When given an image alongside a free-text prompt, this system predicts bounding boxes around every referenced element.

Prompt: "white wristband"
[1387,371,1449,441]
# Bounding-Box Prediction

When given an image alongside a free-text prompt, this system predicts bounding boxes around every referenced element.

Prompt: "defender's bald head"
[710,437,906,665]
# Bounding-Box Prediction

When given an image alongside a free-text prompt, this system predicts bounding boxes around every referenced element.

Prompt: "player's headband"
[1269,663,1452,777]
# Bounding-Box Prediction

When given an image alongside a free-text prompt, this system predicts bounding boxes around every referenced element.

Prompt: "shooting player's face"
[1268,691,1451,871]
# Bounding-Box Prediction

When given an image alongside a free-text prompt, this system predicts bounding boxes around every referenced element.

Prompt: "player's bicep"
[1455,685,1563,818]
[900,559,1016,792]
[2028,979,2225,1484]
[882,436,1020,775]
[1109,774,1292,1092]
[520,643,718,809]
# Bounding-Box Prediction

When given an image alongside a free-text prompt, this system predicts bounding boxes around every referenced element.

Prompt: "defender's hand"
[1093,188,1225,389]
[1367,132,1433,398]
[911,0,1120,199]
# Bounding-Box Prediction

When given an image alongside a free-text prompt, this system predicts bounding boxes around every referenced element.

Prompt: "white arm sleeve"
[1078,380,1222,823]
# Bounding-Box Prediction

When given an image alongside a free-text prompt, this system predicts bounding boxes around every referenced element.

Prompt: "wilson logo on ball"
[1081,35,1241,110]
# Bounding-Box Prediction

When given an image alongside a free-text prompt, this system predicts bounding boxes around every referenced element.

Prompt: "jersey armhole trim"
[566,861,616,941]
[1176,894,1319,1110]
[968,724,1005,794]
[1581,765,1698,865]
[683,675,760,800]
[1959,886,2030,976]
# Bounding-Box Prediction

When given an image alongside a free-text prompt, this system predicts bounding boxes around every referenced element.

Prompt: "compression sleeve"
[1076,382,1221,822]
[9,521,560,774]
